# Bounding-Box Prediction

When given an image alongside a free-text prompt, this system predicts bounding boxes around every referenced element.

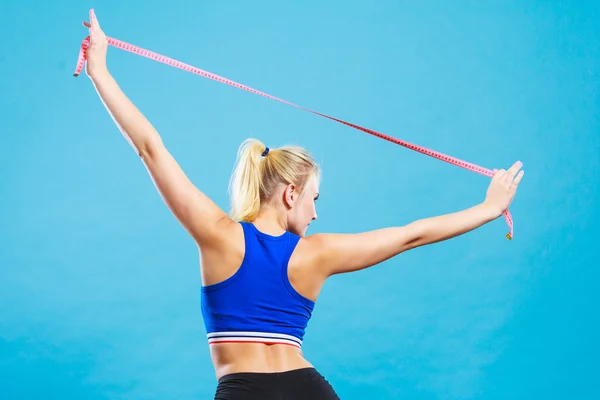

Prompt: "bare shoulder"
[288,233,341,276]
[197,217,246,286]
[286,235,330,302]
[289,235,321,271]
[210,216,246,250]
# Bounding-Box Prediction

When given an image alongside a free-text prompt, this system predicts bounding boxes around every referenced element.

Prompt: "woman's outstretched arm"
[311,161,524,276]
[85,10,230,246]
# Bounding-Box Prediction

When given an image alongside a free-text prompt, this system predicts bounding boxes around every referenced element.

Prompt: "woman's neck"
[253,206,288,235]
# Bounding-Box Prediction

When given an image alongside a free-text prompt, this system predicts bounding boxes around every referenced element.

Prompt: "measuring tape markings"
[74,24,515,239]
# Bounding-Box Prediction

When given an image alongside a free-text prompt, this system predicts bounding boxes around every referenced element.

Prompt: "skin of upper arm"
[307,225,421,277]
[141,142,232,247]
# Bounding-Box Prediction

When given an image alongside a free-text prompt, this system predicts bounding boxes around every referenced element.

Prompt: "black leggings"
[214,367,340,399]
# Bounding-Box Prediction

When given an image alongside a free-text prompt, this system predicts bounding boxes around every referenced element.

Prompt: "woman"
[83,10,524,400]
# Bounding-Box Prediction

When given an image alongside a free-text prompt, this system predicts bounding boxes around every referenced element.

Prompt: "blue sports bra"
[200,222,316,348]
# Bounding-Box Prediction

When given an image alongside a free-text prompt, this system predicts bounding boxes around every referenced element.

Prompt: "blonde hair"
[228,138,320,222]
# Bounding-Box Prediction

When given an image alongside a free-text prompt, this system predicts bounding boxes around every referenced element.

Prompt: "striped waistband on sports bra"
[207,331,303,348]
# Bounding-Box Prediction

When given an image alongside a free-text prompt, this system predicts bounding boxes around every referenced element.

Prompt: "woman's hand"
[85,9,109,79]
[484,161,525,218]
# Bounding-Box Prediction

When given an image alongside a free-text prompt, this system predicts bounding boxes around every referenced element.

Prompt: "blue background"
[1,0,598,398]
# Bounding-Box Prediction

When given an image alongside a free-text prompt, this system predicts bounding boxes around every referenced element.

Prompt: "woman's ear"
[283,183,297,208]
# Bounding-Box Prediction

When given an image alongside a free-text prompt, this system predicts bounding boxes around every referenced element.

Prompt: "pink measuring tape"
[74,22,515,240]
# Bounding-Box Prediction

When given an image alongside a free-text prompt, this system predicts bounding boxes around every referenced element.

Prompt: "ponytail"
[229,138,266,222]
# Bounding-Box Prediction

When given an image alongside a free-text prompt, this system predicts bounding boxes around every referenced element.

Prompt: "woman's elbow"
[397,222,427,251]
